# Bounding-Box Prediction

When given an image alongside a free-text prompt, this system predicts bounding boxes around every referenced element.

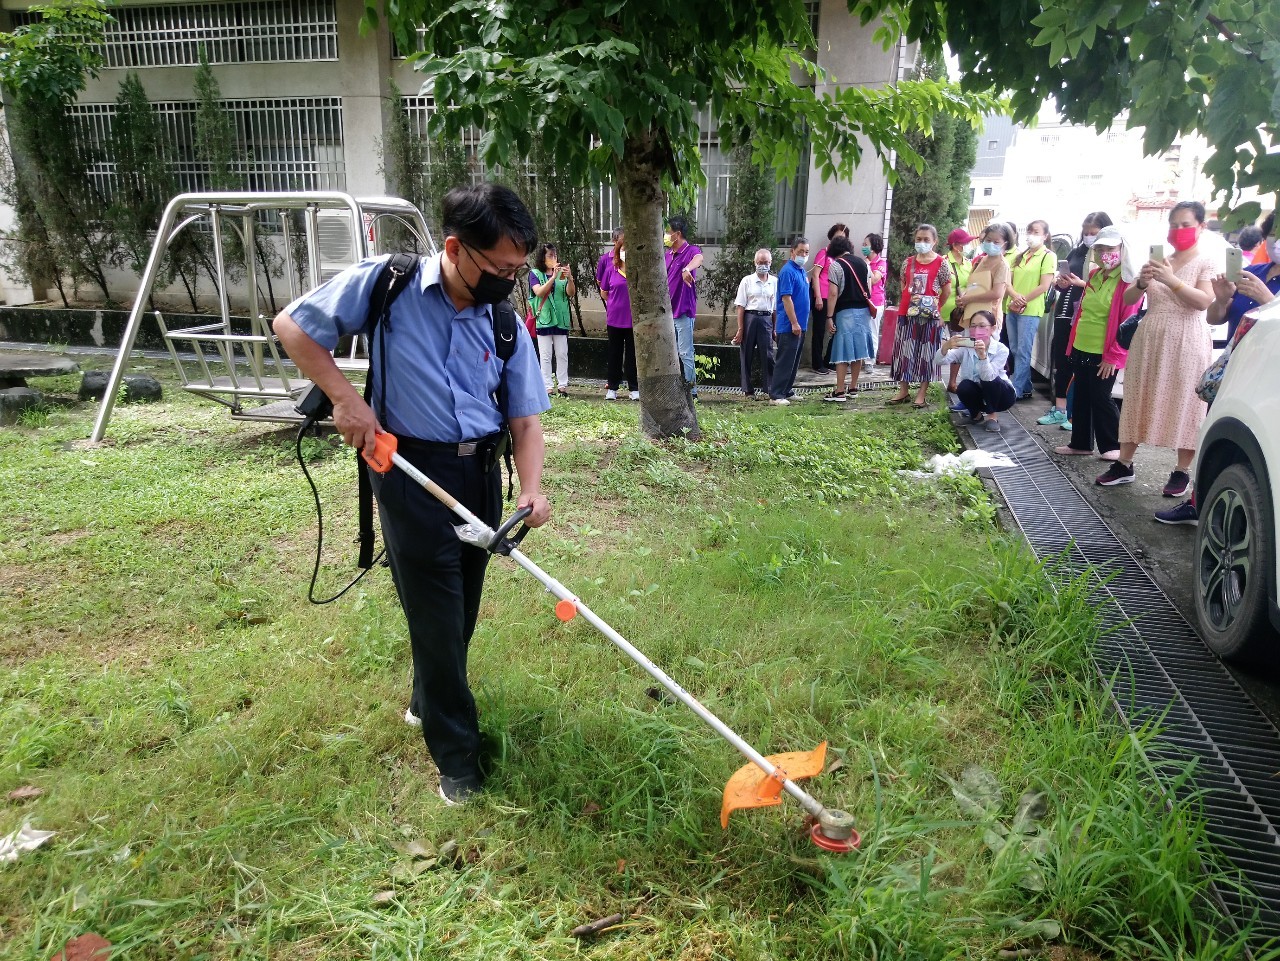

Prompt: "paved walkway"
[993,384,1280,729]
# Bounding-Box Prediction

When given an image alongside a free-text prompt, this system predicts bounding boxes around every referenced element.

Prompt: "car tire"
[1194,462,1277,662]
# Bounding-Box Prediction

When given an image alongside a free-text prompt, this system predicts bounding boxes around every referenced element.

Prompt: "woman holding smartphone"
[530,243,576,397]
[1097,201,1216,500]
[1051,225,1140,461]
[1039,211,1113,429]
[933,310,1013,432]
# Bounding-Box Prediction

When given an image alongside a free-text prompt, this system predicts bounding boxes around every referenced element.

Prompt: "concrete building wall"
[805,0,909,261]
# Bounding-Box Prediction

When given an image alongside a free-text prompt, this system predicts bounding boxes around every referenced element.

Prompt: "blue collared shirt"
[775,259,811,333]
[286,253,549,442]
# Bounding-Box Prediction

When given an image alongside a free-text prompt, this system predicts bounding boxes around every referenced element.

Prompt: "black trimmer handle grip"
[489,505,533,556]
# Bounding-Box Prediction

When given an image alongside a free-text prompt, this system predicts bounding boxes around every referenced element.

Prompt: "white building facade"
[0,0,910,310]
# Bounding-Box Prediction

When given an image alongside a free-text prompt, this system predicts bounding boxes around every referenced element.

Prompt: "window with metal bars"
[10,1,338,68]
[399,98,807,245]
[70,98,346,201]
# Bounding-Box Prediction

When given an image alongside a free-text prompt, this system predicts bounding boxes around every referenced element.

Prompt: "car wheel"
[1194,462,1277,662]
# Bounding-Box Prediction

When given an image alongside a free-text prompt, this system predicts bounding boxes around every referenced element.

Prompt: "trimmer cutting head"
[721,742,861,853]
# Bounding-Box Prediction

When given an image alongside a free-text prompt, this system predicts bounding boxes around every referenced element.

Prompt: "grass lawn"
[0,360,1268,959]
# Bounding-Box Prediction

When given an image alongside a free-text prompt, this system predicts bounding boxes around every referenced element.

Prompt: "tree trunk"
[616,133,700,440]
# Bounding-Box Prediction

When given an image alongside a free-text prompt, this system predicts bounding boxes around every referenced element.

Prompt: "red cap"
[947,228,974,246]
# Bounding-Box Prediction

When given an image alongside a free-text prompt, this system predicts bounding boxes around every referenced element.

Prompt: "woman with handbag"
[822,235,875,401]
[886,224,952,408]
[1050,225,1140,462]
[956,223,1012,331]
[1097,201,1216,500]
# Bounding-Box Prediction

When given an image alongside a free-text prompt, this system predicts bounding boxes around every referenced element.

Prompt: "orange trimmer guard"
[720,742,827,828]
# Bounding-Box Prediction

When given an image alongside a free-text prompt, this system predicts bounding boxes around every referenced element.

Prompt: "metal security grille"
[10,1,338,67]
[400,99,808,245]
[71,98,345,199]
[970,414,1280,942]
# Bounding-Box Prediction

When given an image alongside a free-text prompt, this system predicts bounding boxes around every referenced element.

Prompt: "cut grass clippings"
[0,361,1273,959]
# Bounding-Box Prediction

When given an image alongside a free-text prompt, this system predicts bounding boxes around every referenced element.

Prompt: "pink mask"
[971,327,993,342]
[1100,251,1122,270]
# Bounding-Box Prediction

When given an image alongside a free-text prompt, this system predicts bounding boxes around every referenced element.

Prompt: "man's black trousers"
[368,443,501,781]
[739,311,775,394]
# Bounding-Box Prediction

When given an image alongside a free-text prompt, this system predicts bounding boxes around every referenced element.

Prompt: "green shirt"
[941,254,972,321]
[1074,268,1120,354]
[531,269,571,332]
[1007,247,1055,311]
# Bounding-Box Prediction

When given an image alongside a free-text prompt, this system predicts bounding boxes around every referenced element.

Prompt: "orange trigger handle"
[362,432,398,474]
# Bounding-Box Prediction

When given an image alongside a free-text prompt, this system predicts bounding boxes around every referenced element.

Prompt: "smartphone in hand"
[1057,259,1070,275]
[1225,246,1244,282]
[1149,244,1165,263]
[955,337,976,348]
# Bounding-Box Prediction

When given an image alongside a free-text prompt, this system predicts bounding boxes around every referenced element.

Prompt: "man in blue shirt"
[274,184,551,805]
[768,237,812,404]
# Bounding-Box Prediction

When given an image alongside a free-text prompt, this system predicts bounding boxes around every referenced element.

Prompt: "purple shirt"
[595,251,611,289]
[666,241,702,318]
[599,259,632,328]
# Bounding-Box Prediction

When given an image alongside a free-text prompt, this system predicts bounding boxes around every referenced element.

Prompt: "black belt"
[397,431,504,458]
[746,309,772,316]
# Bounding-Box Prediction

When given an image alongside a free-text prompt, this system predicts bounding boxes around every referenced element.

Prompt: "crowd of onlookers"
[523,204,1278,527]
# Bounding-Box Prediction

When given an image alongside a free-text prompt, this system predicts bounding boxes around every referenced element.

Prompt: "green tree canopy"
[855,0,1280,223]
[363,0,997,437]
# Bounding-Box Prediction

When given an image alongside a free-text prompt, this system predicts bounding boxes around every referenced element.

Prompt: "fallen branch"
[571,913,625,938]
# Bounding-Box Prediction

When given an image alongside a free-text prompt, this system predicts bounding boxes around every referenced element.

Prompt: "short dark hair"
[1238,225,1263,251]
[915,223,939,242]
[442,183,538,254]
[827,235,854,258]
[827,222,848,240]
[534,243,558,272]
[1171,200,1206,224]
[969,309,997,327]
[1261,212,1275,238]
[667,215,689,238]
[863,233,883,254]
[790,235,809,251]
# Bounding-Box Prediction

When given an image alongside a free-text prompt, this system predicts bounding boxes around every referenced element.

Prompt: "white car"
[1193,295,1280,661]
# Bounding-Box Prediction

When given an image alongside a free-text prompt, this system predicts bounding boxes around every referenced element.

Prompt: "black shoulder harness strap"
[356,254,520,569]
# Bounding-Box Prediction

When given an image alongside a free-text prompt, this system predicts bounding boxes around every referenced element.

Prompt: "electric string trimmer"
[361,430,860,853]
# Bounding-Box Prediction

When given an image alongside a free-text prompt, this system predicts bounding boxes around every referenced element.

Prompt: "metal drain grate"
[970,414,1280,941]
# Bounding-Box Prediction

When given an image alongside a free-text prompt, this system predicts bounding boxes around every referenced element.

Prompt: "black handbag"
[1116,308,1144,350]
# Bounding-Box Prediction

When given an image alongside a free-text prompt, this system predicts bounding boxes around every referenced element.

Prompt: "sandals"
[911,401,929,409]
[885,395,912,406]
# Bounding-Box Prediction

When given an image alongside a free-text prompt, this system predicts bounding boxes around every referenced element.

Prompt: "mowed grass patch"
[0,361,1269,959]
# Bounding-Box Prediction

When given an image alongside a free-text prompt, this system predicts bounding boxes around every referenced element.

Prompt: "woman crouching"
[933,310,1014,432]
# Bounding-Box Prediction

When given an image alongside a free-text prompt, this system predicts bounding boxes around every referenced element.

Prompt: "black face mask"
[460,245,519,305]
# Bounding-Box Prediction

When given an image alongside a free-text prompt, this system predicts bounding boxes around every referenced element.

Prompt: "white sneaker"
[629,391,639,401]
[605,389,617,400]
[404,708,422,728]
[771,398,790,406]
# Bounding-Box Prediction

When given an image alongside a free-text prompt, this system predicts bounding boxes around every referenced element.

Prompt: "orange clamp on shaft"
[361,432,398,474]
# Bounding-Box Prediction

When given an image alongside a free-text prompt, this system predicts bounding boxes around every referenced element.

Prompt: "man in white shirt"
[732,248,778,398]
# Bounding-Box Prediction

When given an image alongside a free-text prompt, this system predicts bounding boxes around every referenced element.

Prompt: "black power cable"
[294,386,383,604]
